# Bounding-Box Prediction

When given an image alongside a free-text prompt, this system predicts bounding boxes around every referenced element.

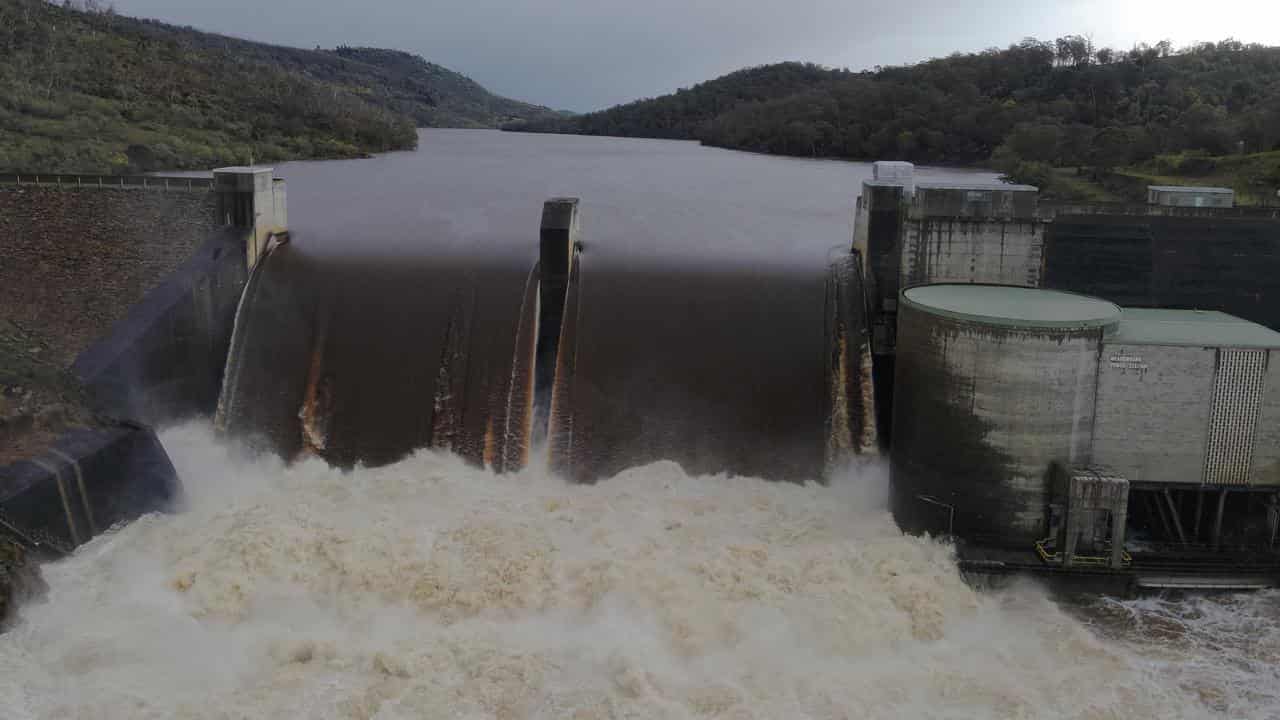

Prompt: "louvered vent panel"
[1203,349,1268,485]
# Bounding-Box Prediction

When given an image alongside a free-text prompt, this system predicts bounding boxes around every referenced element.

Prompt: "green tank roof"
[1106,308,1280,349]
[901,284,1122,329]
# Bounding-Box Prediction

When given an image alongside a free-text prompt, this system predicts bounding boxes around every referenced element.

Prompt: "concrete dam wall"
[0,183,220,369]
[72,229,248,425]
[1042,210,1280,330]
[1,170,279,567]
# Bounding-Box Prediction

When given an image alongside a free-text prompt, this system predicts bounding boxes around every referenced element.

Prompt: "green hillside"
[507,62,841,140]
[507,39,1280,202]
[324,47,560,129]
[0,0,557,173]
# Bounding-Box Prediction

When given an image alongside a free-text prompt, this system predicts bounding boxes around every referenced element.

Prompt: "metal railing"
[1035,538,1132,568]
[0,173,213,191]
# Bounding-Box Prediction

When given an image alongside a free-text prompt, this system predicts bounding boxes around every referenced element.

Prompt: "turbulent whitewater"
[0,422,1276,719]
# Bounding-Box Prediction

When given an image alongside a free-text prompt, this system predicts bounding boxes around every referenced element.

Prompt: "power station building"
[852,164,1280,586]
[890,283,1280,579]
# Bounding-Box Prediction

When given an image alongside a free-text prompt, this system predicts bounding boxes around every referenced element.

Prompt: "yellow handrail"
[1035,538,1131,567]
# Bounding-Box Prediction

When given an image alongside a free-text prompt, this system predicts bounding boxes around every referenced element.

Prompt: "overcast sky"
[110,0,1280,112]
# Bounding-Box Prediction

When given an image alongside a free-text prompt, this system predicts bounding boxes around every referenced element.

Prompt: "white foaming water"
[0,422,1265,719]
[1074,591,1280,717]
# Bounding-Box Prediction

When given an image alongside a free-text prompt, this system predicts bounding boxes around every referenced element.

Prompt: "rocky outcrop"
[0,319,180,626]
[0,321,70,624]
[0,538,45,627]
[0,319,93,467]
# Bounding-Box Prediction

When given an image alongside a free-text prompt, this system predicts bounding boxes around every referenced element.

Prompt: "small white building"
[872,161,915,195]
[1147,185,1235,208]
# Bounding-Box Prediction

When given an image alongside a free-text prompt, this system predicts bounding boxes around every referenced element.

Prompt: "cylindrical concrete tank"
[890,284,1121,546]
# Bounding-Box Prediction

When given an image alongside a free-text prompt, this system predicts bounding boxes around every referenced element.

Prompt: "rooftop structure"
[900,285,1120,329]
[872,161,915,194]
[913,182,1039,220]
[872,161,915,180]
[914,181,1039,192]
[1107,308,1280,349]
[1147,185,1234,208]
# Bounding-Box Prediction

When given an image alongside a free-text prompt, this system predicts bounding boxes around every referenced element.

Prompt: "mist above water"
[0,422,1253,719]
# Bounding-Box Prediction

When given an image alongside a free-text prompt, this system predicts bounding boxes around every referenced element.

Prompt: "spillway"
[217,242,538,471]
[549,261,829,481]
[216,199,875,482]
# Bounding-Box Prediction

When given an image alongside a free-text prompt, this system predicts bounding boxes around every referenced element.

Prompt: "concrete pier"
[213,167,288,269]
[534,198,581,440]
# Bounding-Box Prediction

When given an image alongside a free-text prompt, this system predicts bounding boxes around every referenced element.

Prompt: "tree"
[1178,102,1233,153]
[1001,123,1064,164]
[1055,36,1093,67]
[1088,127,1153,171]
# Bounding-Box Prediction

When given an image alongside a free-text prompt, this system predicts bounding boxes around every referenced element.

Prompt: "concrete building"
[891,284,1280,573]
[891,285,1119,544]
[851,179,1045,440]
[1093,309,1280,487]
[852,169,1280,454]
[872,161,915,194]
[853,179,1043,360]
[1147,185,1235,208]
[904,183,1042,289]
[213,167,288,269]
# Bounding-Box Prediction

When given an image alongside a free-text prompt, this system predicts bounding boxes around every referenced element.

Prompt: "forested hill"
[0,0,558,173]
[509,63,843,141]
[506,39,1280,176]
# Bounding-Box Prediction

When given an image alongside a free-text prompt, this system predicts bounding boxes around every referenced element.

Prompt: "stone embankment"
[0,182,221,623]
[0,185,217,366]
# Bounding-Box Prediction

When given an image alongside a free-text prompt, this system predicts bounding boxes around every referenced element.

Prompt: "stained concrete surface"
[0,186,217,367]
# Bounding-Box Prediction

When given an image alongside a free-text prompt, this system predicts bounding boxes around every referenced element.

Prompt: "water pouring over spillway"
[215,198,877,482]
[215,244,541,471]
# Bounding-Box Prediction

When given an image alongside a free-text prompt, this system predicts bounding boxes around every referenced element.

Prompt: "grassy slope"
[1043,153,1280,205]
[0,0,557,173]
[1045,168,1125,203]
[327,47,560,129]
[1119,151,1280,205]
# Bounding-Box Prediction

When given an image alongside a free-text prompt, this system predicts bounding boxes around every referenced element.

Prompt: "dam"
[201,156,1280,592]
[7,137,1280,585]
[3,130,1280,717]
